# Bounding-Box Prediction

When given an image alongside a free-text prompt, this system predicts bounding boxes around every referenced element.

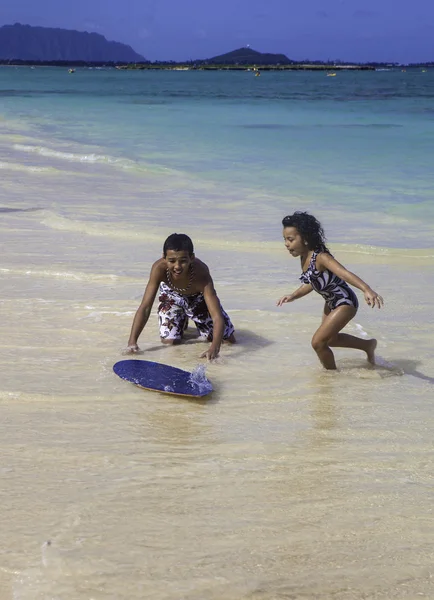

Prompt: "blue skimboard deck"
[113,360,213,398]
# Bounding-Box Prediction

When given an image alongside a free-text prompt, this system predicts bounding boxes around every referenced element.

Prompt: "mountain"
[0,23,146,63]
[200,47,293,65]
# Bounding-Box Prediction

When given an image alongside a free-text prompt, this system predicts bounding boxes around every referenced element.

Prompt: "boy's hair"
[282,211,329,252]
[163,233,194,257]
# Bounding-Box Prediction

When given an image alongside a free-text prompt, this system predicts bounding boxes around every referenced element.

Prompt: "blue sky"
[1,0,433,63]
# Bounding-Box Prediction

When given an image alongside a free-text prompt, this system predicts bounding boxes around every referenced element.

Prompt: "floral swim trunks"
[158,282,235,341]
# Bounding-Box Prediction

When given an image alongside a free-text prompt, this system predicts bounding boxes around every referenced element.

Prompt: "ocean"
[1,66,434,599]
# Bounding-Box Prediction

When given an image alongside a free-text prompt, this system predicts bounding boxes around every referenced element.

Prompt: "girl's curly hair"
[282,211,329,252]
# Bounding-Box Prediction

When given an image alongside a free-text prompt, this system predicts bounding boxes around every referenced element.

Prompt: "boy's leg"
[158,297,188,344]
[223,332,236,344]
[187,297,235,342]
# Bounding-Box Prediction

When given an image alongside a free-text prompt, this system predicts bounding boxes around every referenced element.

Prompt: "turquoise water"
[1,66,434,245]
[1,66,434,599]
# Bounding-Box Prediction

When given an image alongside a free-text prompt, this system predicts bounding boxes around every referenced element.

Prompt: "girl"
[277,212,383,370]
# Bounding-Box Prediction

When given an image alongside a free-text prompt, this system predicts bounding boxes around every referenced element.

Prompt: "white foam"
[354,323,369,337]
[81,310,135,322]
[13,143,128,166]
[0,267,123,283]
[11,142,173,176]
[0,160,54,173]
[40,212,153,241]
[375,355,405,375]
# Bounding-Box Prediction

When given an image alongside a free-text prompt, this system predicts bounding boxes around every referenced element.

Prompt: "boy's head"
[163,233,194,258]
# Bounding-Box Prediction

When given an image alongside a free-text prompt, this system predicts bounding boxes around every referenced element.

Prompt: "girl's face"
[283,226,307,257]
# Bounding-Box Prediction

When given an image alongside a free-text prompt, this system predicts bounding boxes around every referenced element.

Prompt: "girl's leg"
[312,305,376,369]
[324,304,377,363]
[329,333,377,363]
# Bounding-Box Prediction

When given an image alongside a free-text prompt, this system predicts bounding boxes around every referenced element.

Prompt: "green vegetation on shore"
[2,60,432,71]
[115,63,375,71]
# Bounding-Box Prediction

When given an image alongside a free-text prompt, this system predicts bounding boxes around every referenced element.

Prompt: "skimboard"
[113,359,213,398]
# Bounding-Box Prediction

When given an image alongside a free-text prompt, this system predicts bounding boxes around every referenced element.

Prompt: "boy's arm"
[125,263,162,352]
[201,277,225,360]
[277,283,312,306]
[317,253,384,308]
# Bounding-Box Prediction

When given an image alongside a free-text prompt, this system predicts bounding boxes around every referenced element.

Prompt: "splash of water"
[375,355,405,375]
[354,323,369,337]
[188,364,213,394]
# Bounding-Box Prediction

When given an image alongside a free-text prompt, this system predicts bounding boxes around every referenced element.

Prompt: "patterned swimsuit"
[158,281,235,341]
[300,250,359,311]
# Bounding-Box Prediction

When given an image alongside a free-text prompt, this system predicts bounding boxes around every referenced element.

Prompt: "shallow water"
[1,67,434,599]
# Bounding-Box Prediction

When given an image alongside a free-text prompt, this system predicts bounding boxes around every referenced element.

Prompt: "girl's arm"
[277,283,313,306]
[317,253,384,308]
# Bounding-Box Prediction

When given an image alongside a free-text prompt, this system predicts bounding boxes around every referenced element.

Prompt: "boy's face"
[164,250,194,279]
[283,226,306,257]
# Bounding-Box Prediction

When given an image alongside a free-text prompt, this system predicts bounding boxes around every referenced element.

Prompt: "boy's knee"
[160,338,180,345]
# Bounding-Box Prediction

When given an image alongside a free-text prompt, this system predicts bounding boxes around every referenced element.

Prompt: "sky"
[1,0,434,63]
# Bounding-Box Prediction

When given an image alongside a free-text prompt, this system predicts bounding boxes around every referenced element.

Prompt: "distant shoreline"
[0,60,432,71]
[116,64,377,71]
[1,25,433,70]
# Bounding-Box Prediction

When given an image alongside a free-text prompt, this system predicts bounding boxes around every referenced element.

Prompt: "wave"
[39,212,276,249]
[0,207,42,213]
[40,211,163,241]
[0,160,58,174]
[38,212,434,259]
[14,142,134,166]
[0,266,137,283]
[0,389,51,401]
[0,389,91,402]
[81,310,135,321]
[332,243,434,259]
[12,143,174,176]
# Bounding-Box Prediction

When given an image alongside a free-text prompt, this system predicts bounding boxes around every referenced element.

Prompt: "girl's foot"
[366,339,377,364]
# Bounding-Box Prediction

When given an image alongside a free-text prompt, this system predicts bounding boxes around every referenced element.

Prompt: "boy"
[125,233,235,360]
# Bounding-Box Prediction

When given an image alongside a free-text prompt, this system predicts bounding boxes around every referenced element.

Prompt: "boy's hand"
[364,289,384,309]
[123,344,140,355]
[276,295,293,306]
[200,346,219,361]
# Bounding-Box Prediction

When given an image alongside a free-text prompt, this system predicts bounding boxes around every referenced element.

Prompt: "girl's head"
[282,212,329,256]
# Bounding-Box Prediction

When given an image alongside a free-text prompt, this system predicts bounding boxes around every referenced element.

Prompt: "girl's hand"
[276,295,293,307]
[364,289,384,309]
